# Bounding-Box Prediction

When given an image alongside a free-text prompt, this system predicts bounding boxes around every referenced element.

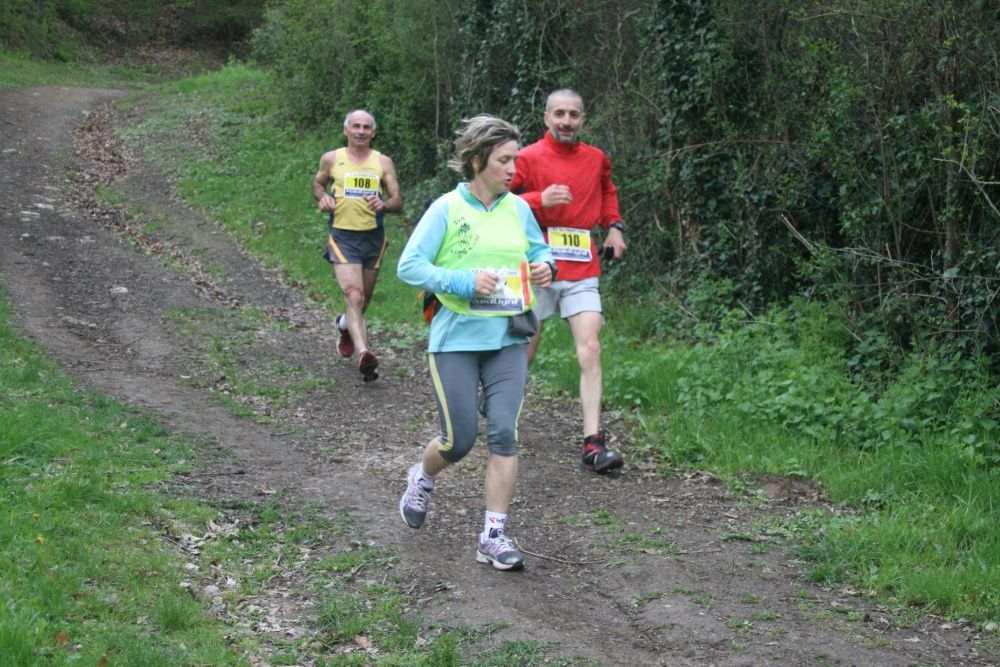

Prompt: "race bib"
[343,172,381,199]
[547,227,592,262]
[469,262,532,313]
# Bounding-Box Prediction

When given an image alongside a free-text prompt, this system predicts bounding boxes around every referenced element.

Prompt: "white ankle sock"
[483,511,507,538]
[337,314,347,331]
[417,464,435,490]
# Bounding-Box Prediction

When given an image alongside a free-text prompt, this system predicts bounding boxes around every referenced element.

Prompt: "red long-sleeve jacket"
[511,132,622,281]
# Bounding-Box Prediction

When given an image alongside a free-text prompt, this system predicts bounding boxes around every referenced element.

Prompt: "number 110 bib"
[547,227,591,262]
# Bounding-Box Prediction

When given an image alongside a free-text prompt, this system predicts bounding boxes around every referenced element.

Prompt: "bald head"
[543,90,586,144]
[545,89,585,113]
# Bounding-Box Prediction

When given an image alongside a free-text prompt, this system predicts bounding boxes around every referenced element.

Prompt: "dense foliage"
[250,0,464,198]
[251,0,1000,367]
[0,0,265,60]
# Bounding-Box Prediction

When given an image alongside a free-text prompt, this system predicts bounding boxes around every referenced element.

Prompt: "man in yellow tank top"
[312,109,404,381]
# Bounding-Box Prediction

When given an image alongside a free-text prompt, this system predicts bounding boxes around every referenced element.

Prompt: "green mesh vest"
[434,191,535,316]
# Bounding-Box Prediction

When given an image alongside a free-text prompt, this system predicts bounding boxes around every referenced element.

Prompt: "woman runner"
[396,114,556,570]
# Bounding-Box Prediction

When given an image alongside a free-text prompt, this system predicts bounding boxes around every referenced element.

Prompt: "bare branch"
[932,156,1000,221]
[779,213,815,252]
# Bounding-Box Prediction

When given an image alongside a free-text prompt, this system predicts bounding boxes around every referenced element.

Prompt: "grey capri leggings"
[428,345,528,462]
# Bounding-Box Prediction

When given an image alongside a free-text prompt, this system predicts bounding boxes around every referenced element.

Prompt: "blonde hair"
[447,115,521,181]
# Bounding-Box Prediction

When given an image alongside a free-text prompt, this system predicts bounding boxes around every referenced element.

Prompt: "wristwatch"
[608,221,624,232]
[546,260,558,281]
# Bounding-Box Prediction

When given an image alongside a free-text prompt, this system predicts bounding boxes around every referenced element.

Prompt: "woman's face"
[473,140,519,197]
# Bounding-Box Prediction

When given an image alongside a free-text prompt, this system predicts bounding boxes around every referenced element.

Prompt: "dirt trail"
[0,86,994,666]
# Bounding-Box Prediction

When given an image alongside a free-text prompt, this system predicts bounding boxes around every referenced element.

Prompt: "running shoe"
[476,529,525,571]
[337,317,354,357]
[581,432,624,474]
[359,349,378,382]
[399,463,431,528]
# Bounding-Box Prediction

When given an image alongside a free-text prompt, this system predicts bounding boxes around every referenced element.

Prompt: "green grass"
[0,287,250,665]
[0,49,149,90]
[166,306,323,420]
[629,590,665,608]
[0,44,228,91]
[672,588,714,608]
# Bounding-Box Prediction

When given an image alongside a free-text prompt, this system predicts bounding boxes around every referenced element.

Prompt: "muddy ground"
[0,86,996,666]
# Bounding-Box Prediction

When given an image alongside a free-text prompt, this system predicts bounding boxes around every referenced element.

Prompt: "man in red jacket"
[510,88,627,474]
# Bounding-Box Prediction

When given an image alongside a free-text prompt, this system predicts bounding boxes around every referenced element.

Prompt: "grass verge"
[573,298,1000,624]
[0,286,248,665]
[0,49,146,90]
[0,48,223,91]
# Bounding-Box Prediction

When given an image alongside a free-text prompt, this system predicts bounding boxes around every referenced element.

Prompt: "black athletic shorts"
[324,227,388,270]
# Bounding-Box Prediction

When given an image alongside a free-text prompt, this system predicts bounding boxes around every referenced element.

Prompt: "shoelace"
[408,485,430,511]
[486,532,516,553]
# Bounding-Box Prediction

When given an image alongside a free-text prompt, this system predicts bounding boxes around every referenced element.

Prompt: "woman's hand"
[529,262,553,288]
[474,270,500,295]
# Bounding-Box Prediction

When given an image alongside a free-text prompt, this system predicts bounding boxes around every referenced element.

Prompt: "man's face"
[543,95,585,144]
[343,113,376,147]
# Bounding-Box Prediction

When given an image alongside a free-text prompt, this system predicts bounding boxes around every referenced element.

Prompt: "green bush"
[169,0,265,44]
[0,0,87,59]
[665,299,998,463]
[0,1,265,59]
[250,0,462,185]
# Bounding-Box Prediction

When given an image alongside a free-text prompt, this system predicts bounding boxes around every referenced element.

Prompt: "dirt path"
[1,86,994,666]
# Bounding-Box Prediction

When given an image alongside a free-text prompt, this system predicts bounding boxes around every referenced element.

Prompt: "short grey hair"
[343,109,377,129]
[447,115,521,181]
[545,88,585,113]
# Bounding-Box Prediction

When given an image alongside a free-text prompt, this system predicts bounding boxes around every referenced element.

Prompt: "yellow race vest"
[329,148,384,231]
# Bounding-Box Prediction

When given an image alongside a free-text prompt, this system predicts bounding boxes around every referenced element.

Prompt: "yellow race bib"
[344,172,381,199]
[547,227,592,262]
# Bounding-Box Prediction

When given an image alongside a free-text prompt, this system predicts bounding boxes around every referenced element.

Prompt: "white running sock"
[337,314,347,331]
[417,464,435,490]
[483,511,507,539]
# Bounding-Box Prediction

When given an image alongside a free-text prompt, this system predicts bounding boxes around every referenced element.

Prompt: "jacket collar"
[458,182,510,211]
[544,130,580,154]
